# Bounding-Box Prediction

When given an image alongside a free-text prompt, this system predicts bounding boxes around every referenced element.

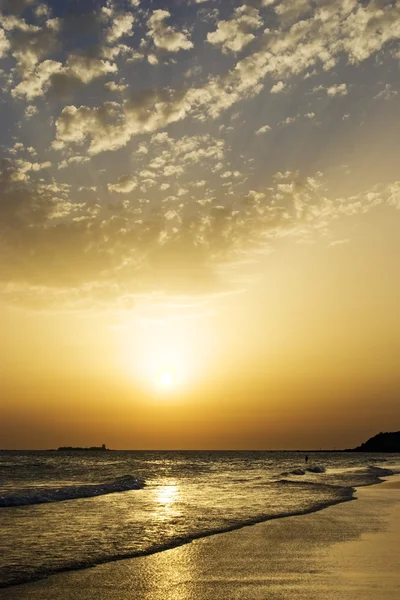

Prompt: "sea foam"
[0,475,144,507]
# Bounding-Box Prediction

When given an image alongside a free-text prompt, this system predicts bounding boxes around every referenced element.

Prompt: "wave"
[281,465,325,476]
[281,464,392,482]
[1,463,395,590]
[0,476,144,507]
[363,465,393,481]
[307,465,326,473]
[284,468,306,475]
[0,479,356,589]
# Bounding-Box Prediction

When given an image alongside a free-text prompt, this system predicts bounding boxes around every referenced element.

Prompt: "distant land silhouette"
[347,431,400,452]
[57,444,109,451]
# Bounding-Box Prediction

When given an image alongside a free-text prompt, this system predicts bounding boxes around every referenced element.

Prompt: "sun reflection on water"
[156,483,179,504]
[153,482,181,522]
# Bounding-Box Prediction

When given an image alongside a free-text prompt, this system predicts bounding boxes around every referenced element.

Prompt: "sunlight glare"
[117,310,218,395]
[159,370,174,389]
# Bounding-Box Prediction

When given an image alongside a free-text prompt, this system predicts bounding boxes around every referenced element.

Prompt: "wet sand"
[2,477,400,600]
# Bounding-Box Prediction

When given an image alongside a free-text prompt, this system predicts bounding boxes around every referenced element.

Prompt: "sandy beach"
[2,476,400,600]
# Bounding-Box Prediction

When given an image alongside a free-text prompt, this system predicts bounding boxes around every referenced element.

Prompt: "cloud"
[329,238,349,247]
[106,13,134,44]
[0,27,10,57]
[274,0,313,24]
[12,59,62,98]
[207,5,262,54]
[108,176,137,194]
[326,83,348,96]
[55,87,195,155]
[58,155,90,170]
[48,2,400,156]
[0,12,60,73]
[2,157,51,182]
[147,9,193,52]
[105,80,128,93]
[281,115,298,126]
[34,3,51,19]
[256,124,271,134]
[2,0,400,311]
[1,146,398,311]
[374,84,397,101]
[12,54,118,99]
[270,80,285,93]
[24,104,38,118]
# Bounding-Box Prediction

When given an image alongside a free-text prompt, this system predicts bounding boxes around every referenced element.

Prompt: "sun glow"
[117,312,216,395]
[157,370,175,390]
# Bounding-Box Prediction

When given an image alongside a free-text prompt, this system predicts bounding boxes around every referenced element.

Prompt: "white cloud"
[326,83,348,96]
[25,104,38,118]
[0,13,60,73]
[12,55,117,99]
[34,4,51,18]
[66,55,117,84]
[6,158,51,181]
[0,27,10,58]
[48,199,86,219]
[147,53,159,65]
[281,115,298,126]
[374,84,397,101]
[256,124,271,135]
[147,9,193,52]
[105,80,128,92]
[58,155,90,169]
[207,5,262,54]
[12,59,61,99]
[106,13,134,44]
[54,2,400,158]
[270,80,285,93]
[274,0,313,23]
[108,175,137,193]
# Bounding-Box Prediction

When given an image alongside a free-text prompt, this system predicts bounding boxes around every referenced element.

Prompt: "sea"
[0,450,399,589]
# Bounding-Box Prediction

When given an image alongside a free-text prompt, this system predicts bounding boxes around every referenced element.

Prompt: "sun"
[118,313,215,395]
[159,370,174,388]
[154,368,179,393]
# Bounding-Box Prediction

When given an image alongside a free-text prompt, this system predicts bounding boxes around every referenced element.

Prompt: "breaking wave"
[0,479,355,589]
[0,476,144,507]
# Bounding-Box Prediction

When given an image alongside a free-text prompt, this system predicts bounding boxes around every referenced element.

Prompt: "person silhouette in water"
[305,454,309,464]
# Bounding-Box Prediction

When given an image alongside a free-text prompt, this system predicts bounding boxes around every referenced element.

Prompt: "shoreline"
[2,475,400,599]
[0,490,355,590]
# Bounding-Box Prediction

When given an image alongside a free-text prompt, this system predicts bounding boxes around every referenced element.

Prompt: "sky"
[1,0,400,450]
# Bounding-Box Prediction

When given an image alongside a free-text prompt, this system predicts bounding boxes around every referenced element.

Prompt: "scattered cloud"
[147,9,193,52]
[108,175,137,194]
[256,124,271,135]
[1,0,400,310]
[207,5,262,54]
[0,157,398,308]
[270,81,285,93]
[24,104,38,118]
[12,55,118,99]
[374,84,397,101]
[105,80,128,93]
[106,12,134,44]
[327,83,348,96]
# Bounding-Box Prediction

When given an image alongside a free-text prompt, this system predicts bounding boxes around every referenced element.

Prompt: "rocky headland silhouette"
[347,431,400,452]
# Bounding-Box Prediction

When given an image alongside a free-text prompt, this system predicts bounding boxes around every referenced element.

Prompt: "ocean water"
[0,450,398,589]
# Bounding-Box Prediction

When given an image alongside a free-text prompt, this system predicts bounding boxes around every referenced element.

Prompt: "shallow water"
[0,450,398,588]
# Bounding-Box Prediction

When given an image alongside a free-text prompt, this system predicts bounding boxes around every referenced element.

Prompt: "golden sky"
[1,0,400,449]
